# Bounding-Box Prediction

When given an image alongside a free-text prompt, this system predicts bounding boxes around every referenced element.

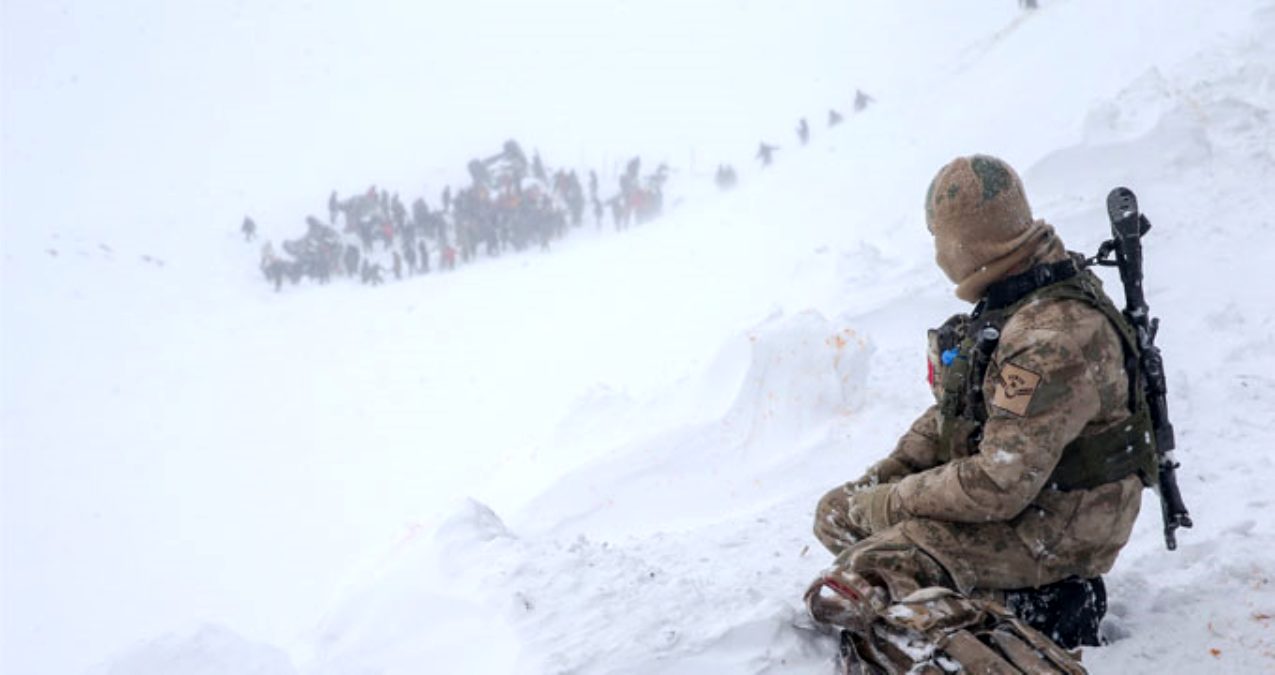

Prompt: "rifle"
[1090,187,1193,550]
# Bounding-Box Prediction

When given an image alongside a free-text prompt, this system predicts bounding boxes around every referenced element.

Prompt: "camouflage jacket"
[860,291,1144,583]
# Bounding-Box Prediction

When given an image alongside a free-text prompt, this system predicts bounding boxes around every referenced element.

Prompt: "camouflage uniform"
[808,155,1145,672]
[814,277,1144,596]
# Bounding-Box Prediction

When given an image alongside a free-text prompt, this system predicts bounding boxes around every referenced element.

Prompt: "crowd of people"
[245,87,876,292]
[249,140,669,291]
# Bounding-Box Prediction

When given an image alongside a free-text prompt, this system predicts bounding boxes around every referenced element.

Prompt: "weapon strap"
[982,257,1081,311]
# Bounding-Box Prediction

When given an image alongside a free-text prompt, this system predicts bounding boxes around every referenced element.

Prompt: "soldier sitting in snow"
[807,155,1151,673]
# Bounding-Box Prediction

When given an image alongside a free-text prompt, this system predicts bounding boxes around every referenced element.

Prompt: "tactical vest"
[935,258,1157,491]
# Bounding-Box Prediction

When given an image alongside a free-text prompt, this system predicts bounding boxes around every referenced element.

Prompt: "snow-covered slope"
[4,1,1274,674]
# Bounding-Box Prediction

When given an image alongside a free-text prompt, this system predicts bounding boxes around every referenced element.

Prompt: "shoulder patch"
[990,362,1042,416]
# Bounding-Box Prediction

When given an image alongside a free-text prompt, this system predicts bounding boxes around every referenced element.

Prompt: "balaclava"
[925,155,1059,302]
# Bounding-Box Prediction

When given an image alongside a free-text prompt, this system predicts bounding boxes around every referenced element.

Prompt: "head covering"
[925,155,1058,301]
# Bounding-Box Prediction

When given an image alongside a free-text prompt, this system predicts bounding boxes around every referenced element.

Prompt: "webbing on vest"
[937,269,1156,490]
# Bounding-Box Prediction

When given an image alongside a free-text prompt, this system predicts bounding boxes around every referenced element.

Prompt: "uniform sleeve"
[894,328,1100,522]
[849,405,943,489]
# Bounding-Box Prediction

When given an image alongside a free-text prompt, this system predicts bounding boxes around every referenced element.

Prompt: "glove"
[844,484,907,537]
[814,484,870,554]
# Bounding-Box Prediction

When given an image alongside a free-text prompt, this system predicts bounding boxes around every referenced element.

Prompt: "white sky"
[3,0,898,245]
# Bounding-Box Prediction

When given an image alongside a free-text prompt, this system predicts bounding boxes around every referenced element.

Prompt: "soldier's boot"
[1004,576,1106,649]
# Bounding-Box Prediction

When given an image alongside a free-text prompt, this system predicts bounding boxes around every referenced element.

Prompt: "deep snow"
[3,1,1275,674]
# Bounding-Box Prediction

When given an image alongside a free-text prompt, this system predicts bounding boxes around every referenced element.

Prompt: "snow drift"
[4,1,1275,674]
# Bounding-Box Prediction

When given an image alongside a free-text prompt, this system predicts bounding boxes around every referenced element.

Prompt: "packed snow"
[3,1,1274,674]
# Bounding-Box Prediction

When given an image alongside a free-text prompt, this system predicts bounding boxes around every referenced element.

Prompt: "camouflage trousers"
[809,501,1092,673]
[816,487,1066,598]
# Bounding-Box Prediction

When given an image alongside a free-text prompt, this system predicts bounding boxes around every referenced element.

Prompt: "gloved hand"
[844,484,906,537]
[814,483,871,554]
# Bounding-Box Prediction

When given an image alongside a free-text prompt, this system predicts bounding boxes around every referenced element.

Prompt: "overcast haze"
[4,1,1274,674]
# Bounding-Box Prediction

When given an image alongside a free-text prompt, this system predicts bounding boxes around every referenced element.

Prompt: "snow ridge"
[5,1,1275,674]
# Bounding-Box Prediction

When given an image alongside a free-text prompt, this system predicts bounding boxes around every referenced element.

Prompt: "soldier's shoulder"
[997,296,1113,363]
[1004,295,1109,336]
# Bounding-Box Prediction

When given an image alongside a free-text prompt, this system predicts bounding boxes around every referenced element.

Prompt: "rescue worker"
[853,89,874,112]
[756,142,778,167]
[532,151,547,184]
[344,244,360,278]
[806,155,1150,673]
[403,242,417,275]
[715,164,738,191]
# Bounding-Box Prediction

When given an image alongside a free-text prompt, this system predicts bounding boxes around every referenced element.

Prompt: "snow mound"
[721,311,872,451]
[339,497,834,675]
[89,625,297,675]
[305,500,520,675]
[296,310,871,673]
[511,310,871,539]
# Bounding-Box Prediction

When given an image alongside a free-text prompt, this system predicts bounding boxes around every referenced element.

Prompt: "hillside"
[3,1,1274,673]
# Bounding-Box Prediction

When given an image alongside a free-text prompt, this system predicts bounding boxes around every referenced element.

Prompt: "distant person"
[532,151,547,184]
[305,215,332,238]
[854,89,875,112]
[756,142,778,167]
[241,216,257,241]
[828,109,844,127]
[566,170,585,226]
[344,244,360,278]
[621,156,641,197]
[625,156,641,180]
[360,260,384,285]
[391,194,407,230]
[403,242,417,275]
[797,118,810,145]
[468,159,492,187]
[260,240,275,266]
[715,164,738,191]
[265,261,285,291]
[419,239,431,274]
